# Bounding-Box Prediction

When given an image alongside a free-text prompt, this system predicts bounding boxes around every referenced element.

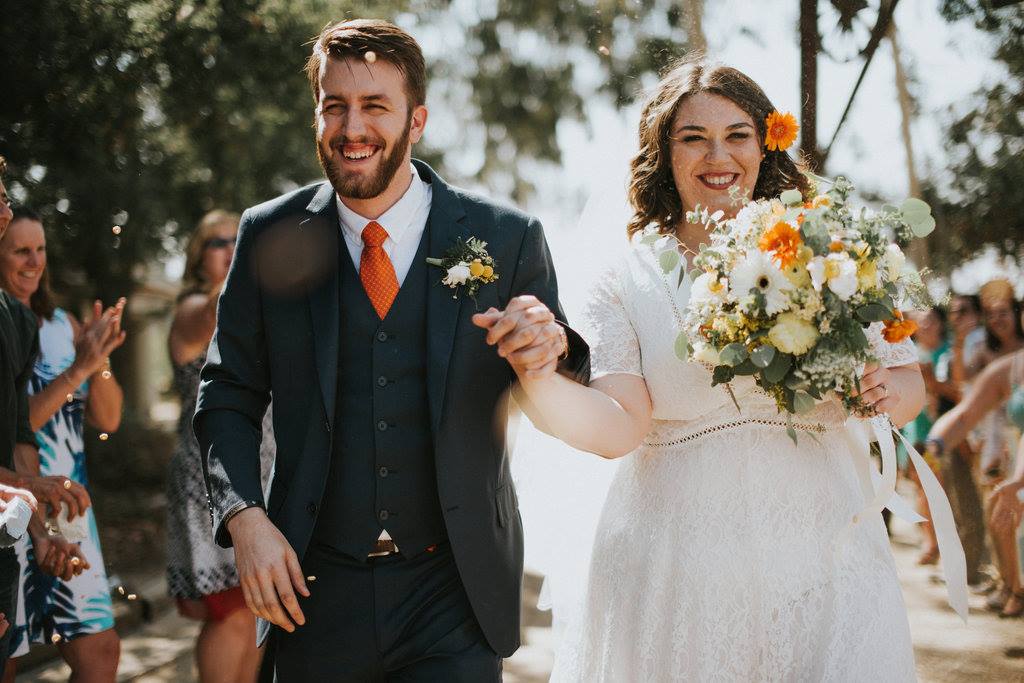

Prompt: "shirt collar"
[336,163,425,245]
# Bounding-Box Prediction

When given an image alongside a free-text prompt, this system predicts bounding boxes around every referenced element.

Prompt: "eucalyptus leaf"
[855,303,892,323]
[793,391,816,415]
[674,331,689,362]
[719,343,749,367]
[762,351,793,384]
[733,359,759,376]
[780,188,803,206]
[640,233,661,246]
[909,214,936,238]
[786,425,799,446]
[785,374,809,391]
[750,344,776,368]
[900,197,932,222]
[659,248,680,273]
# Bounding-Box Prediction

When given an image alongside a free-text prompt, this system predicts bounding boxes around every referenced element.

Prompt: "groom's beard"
[317,118,412,200]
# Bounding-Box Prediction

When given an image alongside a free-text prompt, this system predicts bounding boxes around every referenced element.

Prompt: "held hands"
[227,507,310,632]
[848,363,898,416]
[70,298,128,381]
[471,295,567,380]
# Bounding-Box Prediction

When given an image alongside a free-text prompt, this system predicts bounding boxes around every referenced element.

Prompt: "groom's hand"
[227,507,310,632]
[472,295,567,379]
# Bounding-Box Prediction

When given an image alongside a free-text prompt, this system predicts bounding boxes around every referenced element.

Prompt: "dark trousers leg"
[272,542,499,682]
[0,551,20,671]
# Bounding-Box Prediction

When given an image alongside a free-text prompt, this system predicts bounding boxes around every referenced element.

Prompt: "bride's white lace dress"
[551,238,918,682]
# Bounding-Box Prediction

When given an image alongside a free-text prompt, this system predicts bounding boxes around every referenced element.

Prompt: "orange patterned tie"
[360,221,399,319]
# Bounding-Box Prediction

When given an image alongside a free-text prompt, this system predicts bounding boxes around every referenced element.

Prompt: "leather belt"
[367,539,399,558]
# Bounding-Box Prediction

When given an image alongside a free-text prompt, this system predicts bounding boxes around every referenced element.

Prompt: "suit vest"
[312,223,448,559]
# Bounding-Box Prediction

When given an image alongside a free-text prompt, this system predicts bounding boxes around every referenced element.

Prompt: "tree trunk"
[682,0,707,54]
[888,21,930,267]
[799,0,822,170]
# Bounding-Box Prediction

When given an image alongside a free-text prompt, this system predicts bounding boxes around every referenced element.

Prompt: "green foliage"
[929,0,1024,270]
[0,0,693,302]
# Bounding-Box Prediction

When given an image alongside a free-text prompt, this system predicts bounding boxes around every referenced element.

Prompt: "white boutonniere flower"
[427,237,499,299]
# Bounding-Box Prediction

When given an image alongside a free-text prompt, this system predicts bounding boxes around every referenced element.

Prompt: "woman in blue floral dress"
[0,210,126,681]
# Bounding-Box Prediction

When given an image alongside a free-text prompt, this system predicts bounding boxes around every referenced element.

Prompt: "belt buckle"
[367,539,399,558]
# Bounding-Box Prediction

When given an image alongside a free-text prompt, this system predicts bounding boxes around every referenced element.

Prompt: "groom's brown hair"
[305,19,426,109]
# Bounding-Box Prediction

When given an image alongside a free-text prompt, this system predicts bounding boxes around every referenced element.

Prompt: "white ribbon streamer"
[842,416,968,622]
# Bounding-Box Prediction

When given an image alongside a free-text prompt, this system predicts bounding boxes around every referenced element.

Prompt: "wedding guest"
[946,294,985,398]
[927,304,1024,617]
[0,158,91,674]
[166,210,274,683]
[903,307,951,564]
[0,208,124,680]
[972,280,1023,481]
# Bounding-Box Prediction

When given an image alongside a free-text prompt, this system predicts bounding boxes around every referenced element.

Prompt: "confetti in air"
[364,50,377,63]
[99,433,109,441]
[127,593,137,601]
[117,586,126,595]
[101,370,112,379]
[51,634,61,643]
[111,225,122,235]
[598,46,610,56]
[306,575,317,582]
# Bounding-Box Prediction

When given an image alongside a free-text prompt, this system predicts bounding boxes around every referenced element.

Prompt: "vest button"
[377,331,388,342]
[378,509,390,521]
[306,502,317,516]
[378,466,389,478]
[377,376,388,387]
[377,420,388,432]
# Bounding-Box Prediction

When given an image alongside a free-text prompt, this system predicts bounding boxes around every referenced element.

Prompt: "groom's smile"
[314,54,428,214]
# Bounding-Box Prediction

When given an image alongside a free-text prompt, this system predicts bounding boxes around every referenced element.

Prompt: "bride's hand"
[472,295,567,380]
[849,362,897,415]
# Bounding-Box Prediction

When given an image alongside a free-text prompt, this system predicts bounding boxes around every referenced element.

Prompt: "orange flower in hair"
[764,111,799,152]
[882,311,918,343]
[758,221,803,268]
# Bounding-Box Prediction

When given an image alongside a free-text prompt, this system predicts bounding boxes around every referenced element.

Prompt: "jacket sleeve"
[14,306,39,446]
[193,209,271,548]
[508,216,590,386]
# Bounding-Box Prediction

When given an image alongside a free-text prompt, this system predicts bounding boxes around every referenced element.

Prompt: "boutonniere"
[426,236,499,299]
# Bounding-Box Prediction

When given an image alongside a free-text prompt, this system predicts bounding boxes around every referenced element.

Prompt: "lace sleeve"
[865,321,918,368]
[583,264,643,380]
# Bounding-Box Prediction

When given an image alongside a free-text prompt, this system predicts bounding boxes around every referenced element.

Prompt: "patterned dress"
[10,308,114,655]
[165,354,275,600]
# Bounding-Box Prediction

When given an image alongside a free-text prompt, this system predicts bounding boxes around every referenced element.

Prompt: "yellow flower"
[482,265,494,279]
[811,195,831,209]
[796,246,814,265]
[469,259,485,278]
[764,111,799,152]
[783,262,811,288]
[857,259,878,290]
[768,312,820,355]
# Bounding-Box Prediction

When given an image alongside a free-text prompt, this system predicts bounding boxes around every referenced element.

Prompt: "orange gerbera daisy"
[758,221,803,268]
[882,311,918,343]
[765,111,799,152]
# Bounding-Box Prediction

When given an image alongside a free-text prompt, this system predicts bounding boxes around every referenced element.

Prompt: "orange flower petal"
[765,111,799,152]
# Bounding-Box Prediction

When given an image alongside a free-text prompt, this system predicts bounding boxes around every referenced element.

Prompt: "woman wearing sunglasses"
[166,210,275,683]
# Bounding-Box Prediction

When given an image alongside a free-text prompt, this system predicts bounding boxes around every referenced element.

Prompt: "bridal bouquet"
[657,177,935,427]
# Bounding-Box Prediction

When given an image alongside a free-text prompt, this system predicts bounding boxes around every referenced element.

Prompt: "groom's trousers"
[270,540,501,682]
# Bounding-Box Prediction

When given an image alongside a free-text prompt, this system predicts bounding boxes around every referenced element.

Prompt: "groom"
[195,18,589,681]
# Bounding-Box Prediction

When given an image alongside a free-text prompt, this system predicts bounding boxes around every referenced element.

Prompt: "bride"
[482,59,925,681]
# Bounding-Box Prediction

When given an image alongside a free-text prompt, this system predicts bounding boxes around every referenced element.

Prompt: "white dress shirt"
[336,163,433,286]
[335,164,432,549]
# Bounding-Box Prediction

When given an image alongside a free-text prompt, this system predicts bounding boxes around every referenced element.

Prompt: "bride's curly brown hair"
[627,57,813,238]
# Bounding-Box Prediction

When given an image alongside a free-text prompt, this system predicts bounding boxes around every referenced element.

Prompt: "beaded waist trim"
[643,417,832,448]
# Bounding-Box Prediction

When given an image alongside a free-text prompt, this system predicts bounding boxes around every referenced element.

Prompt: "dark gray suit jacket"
[194,160,589,656]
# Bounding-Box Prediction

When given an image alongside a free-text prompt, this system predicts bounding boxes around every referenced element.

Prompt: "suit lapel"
[420,161,469,434]
[304,182,341,427]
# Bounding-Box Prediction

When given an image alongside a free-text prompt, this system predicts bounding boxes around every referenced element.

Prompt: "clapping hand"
[71,298,127,380]
[472,295,568,380]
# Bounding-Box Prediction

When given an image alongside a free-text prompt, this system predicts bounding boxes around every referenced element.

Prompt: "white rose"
[693,343,721,365]
[883,243,906,282]
[443,263,472,287]
[807,254,858,301]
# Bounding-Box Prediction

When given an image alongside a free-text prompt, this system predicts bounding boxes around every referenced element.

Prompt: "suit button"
[377,331,388,342]
[306,502,317,516]
[378,509,390,521]
[378,466,389,478]
[377,376,388,387]
[377,420,388,432]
